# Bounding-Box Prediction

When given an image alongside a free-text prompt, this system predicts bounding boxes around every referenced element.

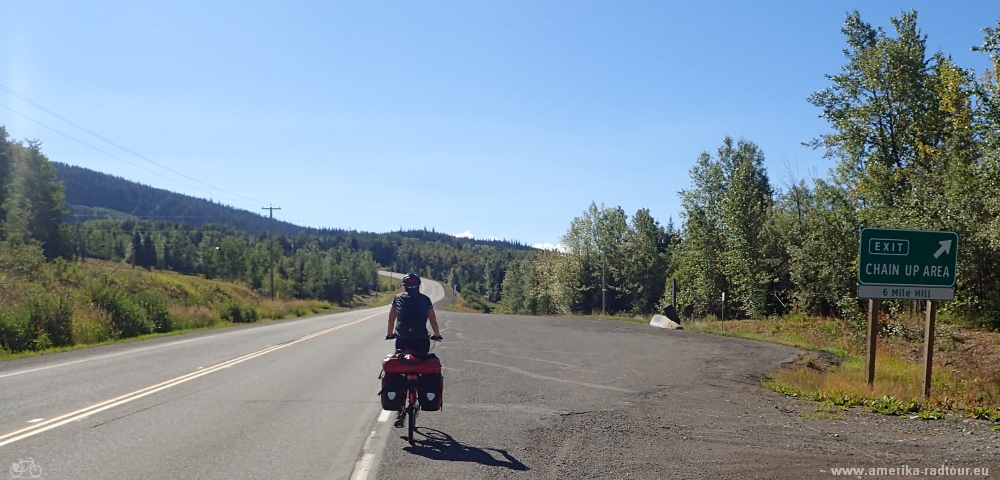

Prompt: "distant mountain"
[53,162,532,249]
[55,162,312,235]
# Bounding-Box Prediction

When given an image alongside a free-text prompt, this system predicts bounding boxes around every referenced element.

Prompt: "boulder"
[650,315,683,330]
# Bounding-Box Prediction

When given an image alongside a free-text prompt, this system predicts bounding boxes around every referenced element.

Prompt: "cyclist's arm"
[387,307,397,337]
[428,308,440,337]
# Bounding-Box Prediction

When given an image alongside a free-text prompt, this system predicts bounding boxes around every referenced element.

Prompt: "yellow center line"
[0,310,385,448]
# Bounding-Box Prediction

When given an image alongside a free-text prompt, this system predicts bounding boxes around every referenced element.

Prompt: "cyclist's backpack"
[418,373,443,411]
[379,372,405,411]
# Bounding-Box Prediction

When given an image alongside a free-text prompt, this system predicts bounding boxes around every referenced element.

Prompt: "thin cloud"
[532,243,567,253]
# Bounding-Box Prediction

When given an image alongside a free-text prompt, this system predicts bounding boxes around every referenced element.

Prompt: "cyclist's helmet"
[401,273,421,292]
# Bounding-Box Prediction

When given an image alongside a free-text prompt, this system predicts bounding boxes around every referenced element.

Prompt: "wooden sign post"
[858,228,957,393]
[866,299,879,388]
[922,300,937,399]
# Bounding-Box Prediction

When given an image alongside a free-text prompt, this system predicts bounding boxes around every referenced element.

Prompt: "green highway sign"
[858,228,958,300]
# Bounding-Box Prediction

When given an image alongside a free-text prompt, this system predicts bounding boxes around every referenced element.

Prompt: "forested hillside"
[67,218,531,305]
[501,12,1000,329]
[56,162,311,235]
[51,160,534,304]
[55,162,532,250]
[0,126,535,355]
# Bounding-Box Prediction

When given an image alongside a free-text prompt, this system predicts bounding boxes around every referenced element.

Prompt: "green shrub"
[463,291,491,313]
[28,294,74,347]
[33,332,54,350]
[0,309,34,353]
[0,293,75,352]
[94,286,152,338]
[915,410,944,420]
[970,406,1000,422]
[221,301,258,323]
[866,396,920,415]
[134,291,174,333]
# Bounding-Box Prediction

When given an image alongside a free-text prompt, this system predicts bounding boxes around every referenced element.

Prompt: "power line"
[0,83,266,205]
[67,214,251,219]
[0,103,209,196]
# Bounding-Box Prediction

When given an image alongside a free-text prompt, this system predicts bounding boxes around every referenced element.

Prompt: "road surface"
[3,277,997,479]
[0,274,443,479]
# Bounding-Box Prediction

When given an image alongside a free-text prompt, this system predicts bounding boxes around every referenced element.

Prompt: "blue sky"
[2,1,998,248]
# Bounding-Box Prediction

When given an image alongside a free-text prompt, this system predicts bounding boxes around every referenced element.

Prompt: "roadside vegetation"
[0,239,405,360]
[0,241,325,359]
[687,313,1000,422]
[491,11,1000,425]
[499,12,1000,330]
[443,289,497,314]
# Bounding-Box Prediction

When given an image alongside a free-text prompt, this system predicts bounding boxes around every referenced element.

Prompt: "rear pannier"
[382,352,442,375]
[418,373,443,411]
[379,372,405,411]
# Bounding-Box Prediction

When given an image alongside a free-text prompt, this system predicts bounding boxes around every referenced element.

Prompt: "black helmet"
[401,273,421,290]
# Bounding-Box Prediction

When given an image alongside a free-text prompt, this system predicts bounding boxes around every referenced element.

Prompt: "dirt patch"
[525,382,999,479]
[783,349,843,372]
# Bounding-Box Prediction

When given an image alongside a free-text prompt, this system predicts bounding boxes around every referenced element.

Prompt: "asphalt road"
[5,278,996,479]
[376,305,998,479]
[0,274,444,479]
[373,308,799,479]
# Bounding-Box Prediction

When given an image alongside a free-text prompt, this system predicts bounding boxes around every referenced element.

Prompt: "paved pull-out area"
[375,311,999,479]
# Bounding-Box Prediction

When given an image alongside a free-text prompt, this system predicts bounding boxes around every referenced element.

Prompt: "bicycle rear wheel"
[407,404,417,444]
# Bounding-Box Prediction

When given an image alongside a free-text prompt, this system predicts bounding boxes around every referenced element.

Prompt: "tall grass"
[692,315,1000,416]
[0,245,317,357]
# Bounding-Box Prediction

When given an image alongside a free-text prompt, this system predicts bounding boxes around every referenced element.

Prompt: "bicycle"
[10,458,42,478]
[383,334,443,445]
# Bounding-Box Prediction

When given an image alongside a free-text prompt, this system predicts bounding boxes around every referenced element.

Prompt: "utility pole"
[672,278,678,307]
[262,204,281,300]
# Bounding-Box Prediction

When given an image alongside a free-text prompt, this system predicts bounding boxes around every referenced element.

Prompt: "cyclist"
[385,273,442,427]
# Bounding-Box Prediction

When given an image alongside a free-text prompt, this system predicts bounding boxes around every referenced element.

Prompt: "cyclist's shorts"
[395,337,430,355]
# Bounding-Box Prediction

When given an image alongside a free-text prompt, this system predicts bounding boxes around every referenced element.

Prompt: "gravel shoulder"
[374,312,998,479]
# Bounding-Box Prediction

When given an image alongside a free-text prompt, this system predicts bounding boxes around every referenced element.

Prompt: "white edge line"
[350,453,375,480]
[377,411,391,422]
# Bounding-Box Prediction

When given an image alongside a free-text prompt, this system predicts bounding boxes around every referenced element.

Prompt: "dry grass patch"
[255,299,336,320]
[688,314,1000,419]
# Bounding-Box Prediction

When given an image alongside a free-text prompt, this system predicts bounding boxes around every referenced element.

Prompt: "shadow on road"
[401,428,529,471]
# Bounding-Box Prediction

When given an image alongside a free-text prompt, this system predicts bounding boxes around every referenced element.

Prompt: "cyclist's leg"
[394,408,405,428]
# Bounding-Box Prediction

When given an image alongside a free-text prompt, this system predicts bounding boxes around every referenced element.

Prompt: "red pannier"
[418,373,443,411]
[382,352,442,375]
[379,373,405,411]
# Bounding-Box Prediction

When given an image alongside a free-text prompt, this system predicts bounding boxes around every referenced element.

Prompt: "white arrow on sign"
[933,239,952,259]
